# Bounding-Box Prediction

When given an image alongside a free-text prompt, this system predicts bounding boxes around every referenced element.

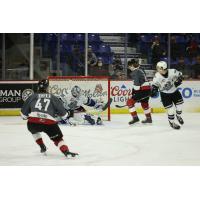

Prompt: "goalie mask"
[71,85,81,97]
[156,61,168,75]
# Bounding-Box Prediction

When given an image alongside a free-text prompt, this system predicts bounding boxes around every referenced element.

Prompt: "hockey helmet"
[71,85,81,97]
[38,79,49,92]
[128,58,139,71]
[130,58,139,65]
[156,61,167,70]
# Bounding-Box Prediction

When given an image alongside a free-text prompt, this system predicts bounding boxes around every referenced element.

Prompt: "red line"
[108,78,111,121]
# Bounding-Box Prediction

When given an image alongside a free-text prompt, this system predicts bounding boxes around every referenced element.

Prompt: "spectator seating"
[60,33,74,43]
[74,33,85,42]
[98,44,111,54]
[99,55,113,65]
[41,33,113,66]
[88,34,101,43]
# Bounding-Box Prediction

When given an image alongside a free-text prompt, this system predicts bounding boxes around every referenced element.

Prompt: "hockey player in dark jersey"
[20,79,78,158]
[151,61,184,130]
[127,59,152,125]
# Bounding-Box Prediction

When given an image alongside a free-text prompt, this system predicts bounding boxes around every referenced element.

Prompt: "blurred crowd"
[4,33,200,81]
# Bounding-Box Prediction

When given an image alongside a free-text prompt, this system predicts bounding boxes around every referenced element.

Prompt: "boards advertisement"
[110,81,200,113]
[0,81,37,115]
[0,80,200,115]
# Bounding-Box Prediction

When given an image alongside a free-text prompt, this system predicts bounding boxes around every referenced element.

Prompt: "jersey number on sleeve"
[35,99,50,111]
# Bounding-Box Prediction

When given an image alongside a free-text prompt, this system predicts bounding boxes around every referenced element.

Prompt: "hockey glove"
[151,85,159,97]
[174,75,183,87]
[20,112,28,120]
[66,109,74,119]
[61,110,74,123]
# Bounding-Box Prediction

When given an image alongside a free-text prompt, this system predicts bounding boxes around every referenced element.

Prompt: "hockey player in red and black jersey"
[127,59,152,125]
[20,79,78,158]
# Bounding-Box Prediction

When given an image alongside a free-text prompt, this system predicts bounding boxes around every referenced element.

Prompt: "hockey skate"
[176,115,184,125]
[40,144,47,153]
[128,116,140,125]
[141,117,152,124]
[63,151,79,158]
[169,121,181,130]
[96,117,103,125]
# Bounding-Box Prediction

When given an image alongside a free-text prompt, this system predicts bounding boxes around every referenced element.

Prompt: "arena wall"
[110,80,200,113]
[0,80,200,116]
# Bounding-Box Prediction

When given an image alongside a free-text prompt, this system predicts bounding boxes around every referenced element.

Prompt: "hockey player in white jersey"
[151,61,184,129]
[58,85,108,126]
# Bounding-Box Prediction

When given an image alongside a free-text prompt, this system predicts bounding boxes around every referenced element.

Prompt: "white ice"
[0,113,200,166]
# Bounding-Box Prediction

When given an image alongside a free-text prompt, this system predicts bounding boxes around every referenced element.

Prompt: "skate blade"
[141,122,153,125]
[65,155,79,159]
[129,121,140,126]
[41,152,47,156]
[65,153,79,159]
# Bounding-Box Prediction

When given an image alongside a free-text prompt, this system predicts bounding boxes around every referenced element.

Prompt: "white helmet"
[156,61,167,70]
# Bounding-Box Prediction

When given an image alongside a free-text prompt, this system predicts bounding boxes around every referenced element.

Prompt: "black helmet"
[38,79,49,92]
[130,58,139,65]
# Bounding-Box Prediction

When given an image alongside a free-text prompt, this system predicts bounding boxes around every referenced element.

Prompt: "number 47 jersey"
[21,93,68,124]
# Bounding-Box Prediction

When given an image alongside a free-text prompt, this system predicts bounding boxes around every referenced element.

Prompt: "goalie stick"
[101,98,113,111]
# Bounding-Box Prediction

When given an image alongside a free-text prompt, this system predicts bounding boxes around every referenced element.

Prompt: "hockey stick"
[115,94,151,108]
[115,104,127,108]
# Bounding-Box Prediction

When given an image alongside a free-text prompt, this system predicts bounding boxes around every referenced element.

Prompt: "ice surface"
[0,113,200,166]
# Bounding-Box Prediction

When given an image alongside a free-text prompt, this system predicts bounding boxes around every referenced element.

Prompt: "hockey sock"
[141,102,151,119]
[127,98,138,118]
[32,133,45,146]
[129,107,138,118]
[54,139,69,153]
[167,107,175,123]
[175,104,182,117]
[168,114,175,123]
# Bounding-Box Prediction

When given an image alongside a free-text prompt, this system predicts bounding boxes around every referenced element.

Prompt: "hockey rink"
[0,113,200,166]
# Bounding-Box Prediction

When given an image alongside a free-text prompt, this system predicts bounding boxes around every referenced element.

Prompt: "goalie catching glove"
[86,98,113,112]
[94,101,104,110]
[94,98,113,111]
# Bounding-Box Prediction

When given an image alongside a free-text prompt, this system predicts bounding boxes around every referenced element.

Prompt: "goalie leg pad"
[84,114,95,125]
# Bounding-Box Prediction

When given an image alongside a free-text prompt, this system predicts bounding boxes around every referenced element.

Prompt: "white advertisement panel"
[110,81,200,113]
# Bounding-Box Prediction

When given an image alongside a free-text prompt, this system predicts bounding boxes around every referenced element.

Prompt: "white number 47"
[35,99,50,111]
